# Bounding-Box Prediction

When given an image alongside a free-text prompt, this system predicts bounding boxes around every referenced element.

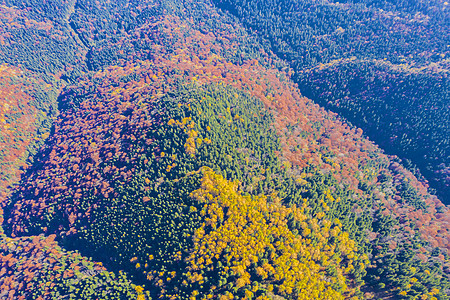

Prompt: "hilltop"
[0,0,449,299]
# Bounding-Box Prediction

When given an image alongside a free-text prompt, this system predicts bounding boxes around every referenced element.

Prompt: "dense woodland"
[0,0,449,299]
[213,0,450,204]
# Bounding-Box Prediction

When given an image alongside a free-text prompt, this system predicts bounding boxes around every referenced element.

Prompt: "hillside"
[0,0,449,299]
[213,0,450,204]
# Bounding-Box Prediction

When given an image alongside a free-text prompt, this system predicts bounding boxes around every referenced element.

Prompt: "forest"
[0,0,449,299]
[212,0,450,204]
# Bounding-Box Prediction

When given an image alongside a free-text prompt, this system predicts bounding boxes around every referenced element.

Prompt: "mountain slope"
[212,0,450,204]
[0,0,449,299]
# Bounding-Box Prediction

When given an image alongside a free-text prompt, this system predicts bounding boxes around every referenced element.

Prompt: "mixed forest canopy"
[0,0,449,299]
[213,0,450,204]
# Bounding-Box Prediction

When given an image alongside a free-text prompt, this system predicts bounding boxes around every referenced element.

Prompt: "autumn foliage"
[0,0,449,299]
